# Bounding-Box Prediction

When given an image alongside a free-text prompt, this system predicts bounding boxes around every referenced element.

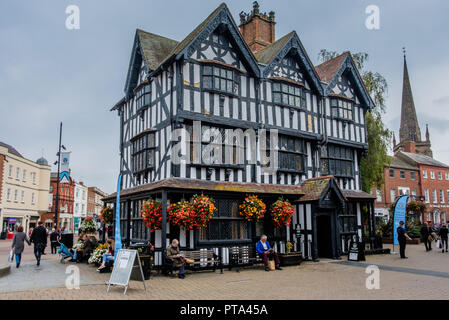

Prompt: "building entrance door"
[317,214,333,258]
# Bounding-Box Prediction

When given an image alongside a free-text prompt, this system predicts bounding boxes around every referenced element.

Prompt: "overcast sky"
[1,0,448,194]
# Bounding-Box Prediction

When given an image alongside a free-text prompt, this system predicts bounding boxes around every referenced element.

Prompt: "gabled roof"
[136,29,179,71]
[397,151,449,168]
[297,176,346,204]
[254,32,294,65]
[314,52,375,109]
[153,3,260,76]
[314,52,349,83]
[0,141,22,158]
[255,31,324,95]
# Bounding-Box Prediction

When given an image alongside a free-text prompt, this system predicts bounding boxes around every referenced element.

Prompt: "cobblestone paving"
[0,241,448,300]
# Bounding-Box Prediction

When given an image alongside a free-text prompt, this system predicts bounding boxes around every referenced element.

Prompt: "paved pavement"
[0,239,448,300]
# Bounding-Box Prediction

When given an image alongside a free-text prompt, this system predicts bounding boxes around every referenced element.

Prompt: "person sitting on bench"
[256,235,282,272]
[166,239,185,279]
[97,239,115,272]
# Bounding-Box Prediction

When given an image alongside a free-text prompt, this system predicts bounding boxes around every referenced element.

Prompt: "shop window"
[331,98,353,121]
[202,64,239,95]
[199,199,249,241]
[272,81,305,108]
[321,144,354,178]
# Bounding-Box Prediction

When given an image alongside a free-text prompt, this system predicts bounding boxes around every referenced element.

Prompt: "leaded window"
[339,203,357,233]
[272,81,305,108]
[331,98,353,120]
[199,199,249,241]
[275,135,305,172]
[321,144,354,178]
[135,84,151,110]
[202,65,239,95]
[131,132,155,175]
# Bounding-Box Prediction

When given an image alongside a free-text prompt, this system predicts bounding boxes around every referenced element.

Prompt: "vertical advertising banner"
[60,152,71,183]
[393,195,409,245]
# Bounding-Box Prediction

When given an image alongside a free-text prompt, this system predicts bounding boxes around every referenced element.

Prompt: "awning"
[103,178,305,202]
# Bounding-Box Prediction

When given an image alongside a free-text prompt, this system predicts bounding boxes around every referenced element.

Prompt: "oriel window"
[135,83,151,110]
[131,131,155,176]
[272,81,305,108]
[202,65,239,95]
[331,98,353,121]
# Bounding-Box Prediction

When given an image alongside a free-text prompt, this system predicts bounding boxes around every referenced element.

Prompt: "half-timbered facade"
[104,2,376,265]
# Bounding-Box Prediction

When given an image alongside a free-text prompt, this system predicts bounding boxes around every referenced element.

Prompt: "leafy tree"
[317,49,391,192]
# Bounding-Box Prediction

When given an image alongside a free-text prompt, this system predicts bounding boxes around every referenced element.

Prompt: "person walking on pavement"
[397,221,412,259]
[438,224,448,253]
[50,228,60,254]
[11,226,30,268]
[421,222,433,251]
[30,221,47,266]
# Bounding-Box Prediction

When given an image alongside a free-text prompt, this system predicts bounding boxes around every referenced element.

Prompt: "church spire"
[426,124,430,141]
[399,48,421,143]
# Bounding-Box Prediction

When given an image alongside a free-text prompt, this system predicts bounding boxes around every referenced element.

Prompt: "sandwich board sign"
[106,249,146,295]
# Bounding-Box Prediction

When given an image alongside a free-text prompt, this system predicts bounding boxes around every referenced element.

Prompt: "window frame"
[275,134,306,173]
[389,169,395,178]
[400,170,406,179]
[131,131,156,176]
[330,97,354,122]
[201,63,240,97]
[135,83,151,111]
[322,144,354,179]
[271,80,306,109]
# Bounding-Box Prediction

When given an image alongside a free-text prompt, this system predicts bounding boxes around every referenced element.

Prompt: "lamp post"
[53,122,67,230]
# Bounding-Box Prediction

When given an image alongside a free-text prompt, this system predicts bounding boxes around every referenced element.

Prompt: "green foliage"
[407,201,426,215]
[377,204,423,238]
[318,49,391,193]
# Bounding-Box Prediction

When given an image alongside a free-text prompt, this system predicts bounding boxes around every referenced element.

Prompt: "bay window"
[272,81,305,108]
[202,64,239,95]
[131,131,155,175]
[135,83,151,110]
[321,144,354,178]
[331,98,353,121]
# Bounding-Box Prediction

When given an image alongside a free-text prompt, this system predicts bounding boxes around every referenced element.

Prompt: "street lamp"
[53,122,68,231]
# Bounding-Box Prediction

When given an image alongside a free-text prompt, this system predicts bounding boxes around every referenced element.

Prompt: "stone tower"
[393,53,433,157]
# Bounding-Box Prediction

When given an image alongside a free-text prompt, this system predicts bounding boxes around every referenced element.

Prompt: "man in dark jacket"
[421,222,433,251]
[438,224,448,253]
[30,221,47,266]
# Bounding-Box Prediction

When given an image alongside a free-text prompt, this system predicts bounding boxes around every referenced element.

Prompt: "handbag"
[268,260,275,271]
[428,235,433,242]
[185,258,195,264]
[8,250,13,263]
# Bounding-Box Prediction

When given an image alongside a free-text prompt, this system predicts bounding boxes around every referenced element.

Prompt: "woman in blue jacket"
[256,235,282,271]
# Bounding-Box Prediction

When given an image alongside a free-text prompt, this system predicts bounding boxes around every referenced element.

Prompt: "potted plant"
[168,194,216,232]
[88,243,108,266]
[140,199,163,232]
[239,195,266,222]
[79,216,97,235]
[278,241,303,267]
[100,206,113,226]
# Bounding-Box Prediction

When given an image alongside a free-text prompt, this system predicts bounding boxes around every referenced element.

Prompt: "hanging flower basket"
[168,194,216,231]
[79,216,97,234]
[239,195,266,222]
[140,199,163,233]
[100,207,113,225]
[270,198,295,228]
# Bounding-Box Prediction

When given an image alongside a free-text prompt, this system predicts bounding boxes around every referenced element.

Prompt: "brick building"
[41,172,75,231]
[374,54,449,225]
[87,187,107,221]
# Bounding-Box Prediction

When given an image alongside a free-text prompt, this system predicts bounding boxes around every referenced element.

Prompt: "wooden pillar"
[126,200,131,248]
[161,190,167,265]
[312,213,319,262]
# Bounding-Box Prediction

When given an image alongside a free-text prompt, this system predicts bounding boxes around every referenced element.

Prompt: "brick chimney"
[403,141,416,154]
[239,1,275,53]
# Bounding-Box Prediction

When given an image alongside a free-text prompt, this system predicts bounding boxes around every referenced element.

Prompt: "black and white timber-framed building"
[103,2,377,265]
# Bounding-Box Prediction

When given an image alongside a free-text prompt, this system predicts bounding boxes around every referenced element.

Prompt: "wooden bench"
[229,246,263,272]
[182,249,224,274]
[162,249,223,275]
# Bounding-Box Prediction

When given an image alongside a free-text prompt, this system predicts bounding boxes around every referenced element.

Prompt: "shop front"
[104,176,377,267]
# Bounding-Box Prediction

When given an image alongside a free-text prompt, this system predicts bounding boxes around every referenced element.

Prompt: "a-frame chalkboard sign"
[106,249,147,295]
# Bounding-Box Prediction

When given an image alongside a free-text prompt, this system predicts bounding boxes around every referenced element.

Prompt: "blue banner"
[114,174,122,258]
[393,195,409,245]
